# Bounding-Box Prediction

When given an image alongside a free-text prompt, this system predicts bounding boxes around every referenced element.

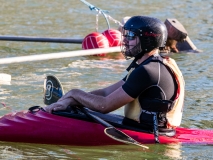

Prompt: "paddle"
[43,75,149,149]
[0,35,83,44]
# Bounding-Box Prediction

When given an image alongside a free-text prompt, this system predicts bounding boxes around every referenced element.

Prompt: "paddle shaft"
[79,107,112,128]
[0,36,83,44]
[0,47,121,64]
[77,107,148,149]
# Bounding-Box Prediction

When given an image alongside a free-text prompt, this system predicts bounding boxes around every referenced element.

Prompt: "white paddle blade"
[104,127,149,149]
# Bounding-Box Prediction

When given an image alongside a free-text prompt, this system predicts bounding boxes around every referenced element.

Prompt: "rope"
[80,0,123,31]
[95,11,101,32]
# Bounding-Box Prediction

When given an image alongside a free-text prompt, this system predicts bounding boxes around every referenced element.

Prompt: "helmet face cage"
[121,28,142,59]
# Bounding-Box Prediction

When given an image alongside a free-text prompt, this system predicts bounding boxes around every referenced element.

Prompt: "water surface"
[0,0,213,159]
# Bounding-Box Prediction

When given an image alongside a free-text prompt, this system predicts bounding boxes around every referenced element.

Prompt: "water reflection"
[0,142,184,160]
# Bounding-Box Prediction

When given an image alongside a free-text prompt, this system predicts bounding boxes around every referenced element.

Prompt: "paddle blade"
[104,127,149,149]
[43,75,64,105]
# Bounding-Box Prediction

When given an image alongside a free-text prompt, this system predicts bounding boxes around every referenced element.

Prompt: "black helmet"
[121,16,168,59]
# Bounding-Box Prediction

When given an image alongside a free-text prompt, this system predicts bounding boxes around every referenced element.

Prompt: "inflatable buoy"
[102,29,121,47]
[82,32,109,56]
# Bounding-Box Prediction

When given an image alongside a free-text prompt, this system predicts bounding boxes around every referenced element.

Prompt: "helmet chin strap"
[126,57,138,71]
[126,50,148,72]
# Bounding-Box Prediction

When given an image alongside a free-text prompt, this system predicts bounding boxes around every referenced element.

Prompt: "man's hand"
[43,101,67,113]
[44,97,79,113]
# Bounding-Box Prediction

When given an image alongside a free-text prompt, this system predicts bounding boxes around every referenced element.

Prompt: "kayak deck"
[0,108,213,146]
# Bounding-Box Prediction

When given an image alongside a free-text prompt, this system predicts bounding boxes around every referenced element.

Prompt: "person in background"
[163,18,200,53]
[44,16,184,134]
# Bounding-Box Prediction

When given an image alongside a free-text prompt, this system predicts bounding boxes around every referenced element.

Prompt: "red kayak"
[0,107,213,146]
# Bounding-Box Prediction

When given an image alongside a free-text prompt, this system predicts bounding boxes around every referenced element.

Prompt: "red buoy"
[82,32,109,56]
[102,29,121,47]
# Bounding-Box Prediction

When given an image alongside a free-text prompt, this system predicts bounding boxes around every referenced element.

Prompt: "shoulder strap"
[126,54,161,71]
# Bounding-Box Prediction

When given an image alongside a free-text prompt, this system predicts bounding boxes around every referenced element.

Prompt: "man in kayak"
[44,16,184,132]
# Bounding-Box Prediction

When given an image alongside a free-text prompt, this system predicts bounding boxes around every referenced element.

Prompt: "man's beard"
[122,42,142,59]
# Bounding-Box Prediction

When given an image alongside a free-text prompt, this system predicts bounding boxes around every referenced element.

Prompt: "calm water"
[0,0,213,159]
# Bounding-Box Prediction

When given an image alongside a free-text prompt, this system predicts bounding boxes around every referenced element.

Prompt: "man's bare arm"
[65,86,134,113]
